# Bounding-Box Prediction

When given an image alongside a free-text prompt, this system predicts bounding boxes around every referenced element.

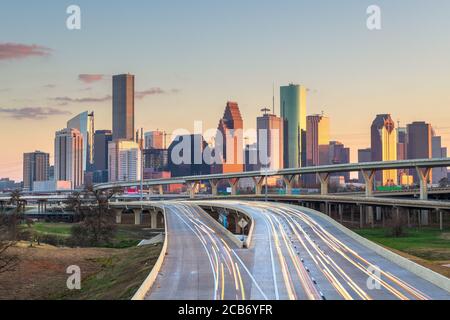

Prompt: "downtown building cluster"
[19,76,448,193]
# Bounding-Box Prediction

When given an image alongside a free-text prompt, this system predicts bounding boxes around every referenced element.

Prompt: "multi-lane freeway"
[139,200,450,300]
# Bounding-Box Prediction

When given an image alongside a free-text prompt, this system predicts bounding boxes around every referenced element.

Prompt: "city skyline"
[2,1,450,180]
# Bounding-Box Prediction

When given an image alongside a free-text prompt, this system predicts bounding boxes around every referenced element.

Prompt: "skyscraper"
[432,135,447,184]
[306,114,330,167]
[67,111,95,172]
[407,121,433,183]
[358,148,372,183]
[108,140,141,182]
[215,102,244,173]
[145,130,165,149]
[113,74,135,141]
[167,134,209,177]
[257,111,284,171]
[329,141,350,182]
[23,151,49,191]
[280,84,307,169]
[93,130,112,183]
[54,128,84,189]
[371,114,397,185]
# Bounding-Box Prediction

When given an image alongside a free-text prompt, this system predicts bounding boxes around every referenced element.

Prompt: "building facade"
[280,84,307,169]
[432,135,448,184]
[54,128,84,189]
[93,130,112,183]
[112,74,135,141]
[144,131,165,149]
[108,140,141,182]
[257,112,284,171]
[23,151,49,191]
[67,111,95,172]
[407,121,433,183]
[306,114,330,167]
[371,114,397,186]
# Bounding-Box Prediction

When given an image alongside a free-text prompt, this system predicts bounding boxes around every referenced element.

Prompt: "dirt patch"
[0,243,122,300]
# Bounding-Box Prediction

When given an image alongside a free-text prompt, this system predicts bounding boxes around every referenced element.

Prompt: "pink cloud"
[78,74,105,84]
[0,43,51,60]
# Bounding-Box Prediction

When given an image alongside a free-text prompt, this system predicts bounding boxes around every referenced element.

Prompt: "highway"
[141,200,450,300]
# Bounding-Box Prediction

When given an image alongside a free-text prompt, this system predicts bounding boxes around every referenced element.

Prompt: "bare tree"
[67,186,122,247]
[0,189,22,273]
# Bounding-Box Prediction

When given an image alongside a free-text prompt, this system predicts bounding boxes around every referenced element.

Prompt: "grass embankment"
[23,222,159,248]
[355,227,450,278]
[0,223,164,300]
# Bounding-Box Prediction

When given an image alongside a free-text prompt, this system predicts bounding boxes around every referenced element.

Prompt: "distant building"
[93,130,112,183]
[67,111,95,172]
[257,111,284,171]
[23,151,49,191]
[432,135,448,184]
[54,128,84,189]
[280,84,307,169]
[33,180,72,192]
[168,134,209,177]
[329,141,350,182]
[214,102,244,173]
[407,121,433,183]
[358,148,372,183]
[145,131,165,149]
[48,165,54,181]
[113,74,135,141]
[0,178,18,191]
[371,114,397,186]
[108,140,141,182]
[144,148,168,172]
[306,114,330,167]
[245,143,259,172]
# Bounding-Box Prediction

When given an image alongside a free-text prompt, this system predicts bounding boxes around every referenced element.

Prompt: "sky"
[1,0,450,181]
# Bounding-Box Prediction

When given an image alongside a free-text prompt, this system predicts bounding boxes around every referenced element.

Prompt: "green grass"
[23,223,160,249]
[355,227,450,261]
[52,245,163,300]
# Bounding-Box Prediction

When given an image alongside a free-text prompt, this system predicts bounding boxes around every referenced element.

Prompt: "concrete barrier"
[290,204,450,293]
[131,205,168,300]
[196,205,244,249]
[193,201,255,249]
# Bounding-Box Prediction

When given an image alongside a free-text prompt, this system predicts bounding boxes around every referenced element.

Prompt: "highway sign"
[238,218,248,229]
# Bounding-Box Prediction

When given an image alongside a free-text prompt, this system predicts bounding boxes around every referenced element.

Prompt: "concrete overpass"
[111,200,450,300]
[93,158,450,201]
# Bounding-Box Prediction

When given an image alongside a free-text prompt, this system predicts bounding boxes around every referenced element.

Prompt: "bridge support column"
[150,211,158,229]
[228,178,240,196]
[210,179,219,196]
[339,204,344,224]
[114,209,122,224]
[158,185,164,196]
[350,206,355,225]
[361,169,376,197]
[317,173,330,196]
[366,206,374,228]
[134,210,141,225]
[439,210,443,231]
[283,175,296,195]
[416,167,431,200]
[253,177,265,195]
[359,205,364,228]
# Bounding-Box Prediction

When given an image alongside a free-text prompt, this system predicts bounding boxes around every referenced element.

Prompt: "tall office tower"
[144,149,168,171]
[145,131,165,149]
[256,111,284,171]
[280,84,307,169]
[215,102,244,173]
[407,121,433,183]
[23,151,49,191]
[245,143,259,172]
[358,148,372,183]
[432,135,448,184]
[397,126,408,182]
[329,141,351,182]
[168,134,209,177]
[54,128,84,189]
[112,74,135,141]
[93,130,112,183]
[371,114,397,186]
[108,140,141,182]
[306,114,330,167]
[67,111,95,172]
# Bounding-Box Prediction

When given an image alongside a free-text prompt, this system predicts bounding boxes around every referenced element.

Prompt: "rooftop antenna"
[261,107,271,115]
[272,82,275,115]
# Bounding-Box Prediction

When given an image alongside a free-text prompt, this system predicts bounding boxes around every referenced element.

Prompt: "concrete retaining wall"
[131,205,168,300]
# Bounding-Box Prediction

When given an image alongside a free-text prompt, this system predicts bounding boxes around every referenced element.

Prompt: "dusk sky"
[1,0,450,181]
